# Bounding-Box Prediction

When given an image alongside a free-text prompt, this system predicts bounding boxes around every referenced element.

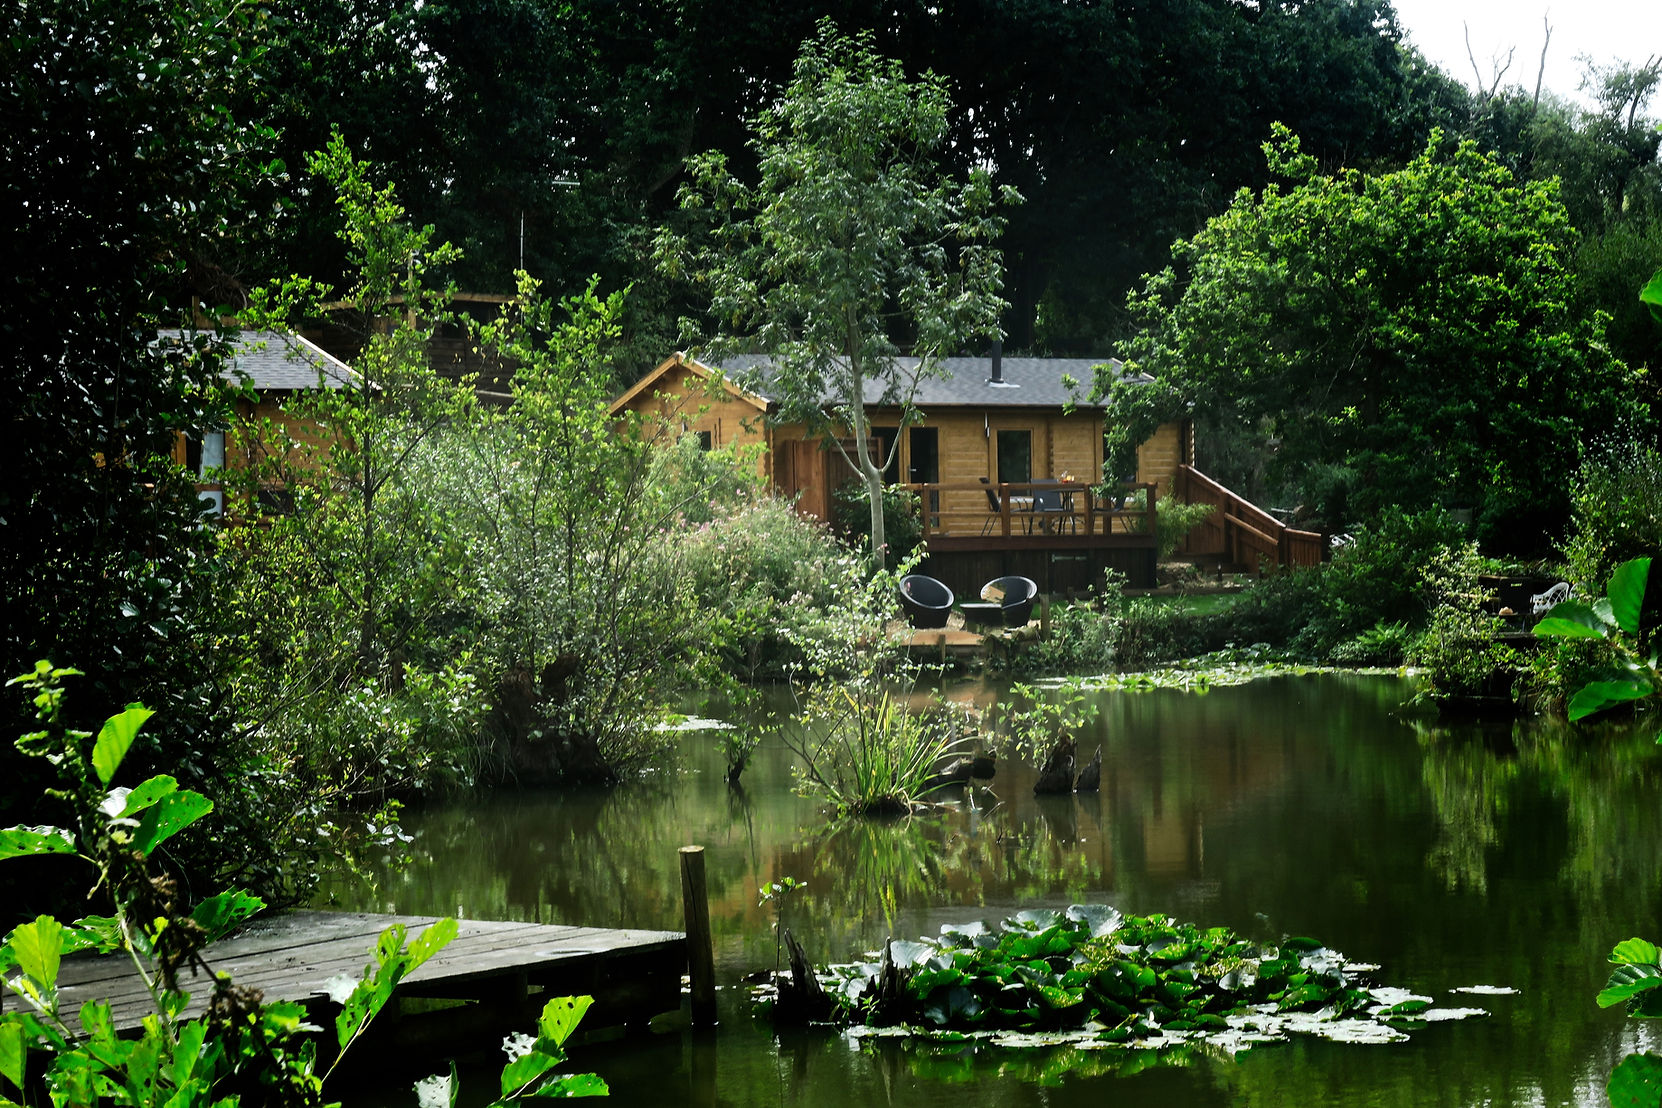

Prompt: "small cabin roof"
[156,330,359,391]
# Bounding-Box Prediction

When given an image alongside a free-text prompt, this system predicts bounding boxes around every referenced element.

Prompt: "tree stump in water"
[1075,745,1102,792]
[1034,736,1076,794]
[775,928,833,1024]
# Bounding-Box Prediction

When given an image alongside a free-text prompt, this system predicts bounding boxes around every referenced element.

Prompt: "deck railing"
[1176,465,1323,570]
[902,480,1157,541]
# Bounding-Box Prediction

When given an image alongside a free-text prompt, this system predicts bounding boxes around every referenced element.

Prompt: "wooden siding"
[1136,421,1190,496]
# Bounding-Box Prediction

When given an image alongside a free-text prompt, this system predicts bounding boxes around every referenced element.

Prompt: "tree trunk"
[848,397,888,567]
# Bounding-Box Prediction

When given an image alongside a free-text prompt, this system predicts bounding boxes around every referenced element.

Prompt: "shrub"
[832,481,923,564]
[1409,543,1520,702]
[1562,440,1662,598]
[668,497,861,679]
[1296,507,1465,656]
[1155,493,1217,560]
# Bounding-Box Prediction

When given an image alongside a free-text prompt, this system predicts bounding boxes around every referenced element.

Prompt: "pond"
[317,674,1662,1107]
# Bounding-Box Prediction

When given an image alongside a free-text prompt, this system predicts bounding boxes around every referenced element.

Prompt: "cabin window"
[696,430,712,451]
[996,429,1031,485]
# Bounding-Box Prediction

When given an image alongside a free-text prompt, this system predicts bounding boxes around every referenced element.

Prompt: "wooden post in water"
[679,845,718,1027]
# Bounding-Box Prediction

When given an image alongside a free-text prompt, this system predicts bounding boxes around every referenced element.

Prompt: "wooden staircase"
[1175,465,1324,572]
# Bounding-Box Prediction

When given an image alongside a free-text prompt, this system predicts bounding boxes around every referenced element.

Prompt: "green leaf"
[536,995,593,1048]
[0,1020,23,1092]
[117,776,179,818]
[131,790,213,857]
[531,1071,609,1097]
[0,826,75,861]
[8,917,62,1003]
[190,890,265,943]
[92,706,152,785]
[407,917,458,970]
[1609,1051,1662,1107]
[1532,602,1609,639]
[1568,681,1653,722]
[500,1050,562,1097]
[1599,963,1662,1008]
[1642,268,1662,325]
[1610,938,1662,966]
[1609,558,1653,636]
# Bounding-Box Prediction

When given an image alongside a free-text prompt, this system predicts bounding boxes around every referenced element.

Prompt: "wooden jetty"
[53,911,686,1044]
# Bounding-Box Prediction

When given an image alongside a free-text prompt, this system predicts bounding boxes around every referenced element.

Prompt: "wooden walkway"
[52,911,686,1042]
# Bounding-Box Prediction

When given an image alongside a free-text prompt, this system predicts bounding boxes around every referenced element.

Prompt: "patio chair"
[979,477,1003,535]
[961,575,1039,628]
[898,574,955,628]
[1531,581,1572,617]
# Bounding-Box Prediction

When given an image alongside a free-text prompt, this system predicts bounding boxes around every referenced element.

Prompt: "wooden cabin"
[164,330,359,516]
[611,351,1193,589]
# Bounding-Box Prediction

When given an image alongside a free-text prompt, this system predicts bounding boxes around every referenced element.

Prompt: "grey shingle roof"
[156,330,358,391]
[705,353,1141,409]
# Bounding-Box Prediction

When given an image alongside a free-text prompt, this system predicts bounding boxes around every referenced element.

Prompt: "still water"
[318,674,1662,1106]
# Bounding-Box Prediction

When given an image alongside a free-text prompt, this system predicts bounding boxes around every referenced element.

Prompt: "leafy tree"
[0,0,294,910]
[661,20,1015,564]
[1101,126,1641,552]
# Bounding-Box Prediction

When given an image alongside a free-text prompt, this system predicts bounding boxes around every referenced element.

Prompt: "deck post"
[679,845,718,1027]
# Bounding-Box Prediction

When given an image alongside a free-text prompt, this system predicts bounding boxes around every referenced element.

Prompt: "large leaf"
[9,918,63,994]
[535,995,593,1049]
[1598,963,1662,1008]
[191,890,265,943]
[91,706,153,785]
[0,1020,23,1092]
[0,826,75,861]
[1611,938,1662,966]
[500,1050,563,1097]
[1609,1051,1662,1107]
[1642,268,1662,325]
[1569,681,1654,722]
[117,776,179,819]
[1532,601,1610,639]
[1609,558,1654,637]
[131,790,213,857]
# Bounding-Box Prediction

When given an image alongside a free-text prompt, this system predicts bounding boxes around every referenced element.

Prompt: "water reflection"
[320,674,1662,1108]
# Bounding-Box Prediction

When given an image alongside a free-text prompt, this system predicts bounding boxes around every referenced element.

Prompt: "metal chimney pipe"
[989,339,1003,384]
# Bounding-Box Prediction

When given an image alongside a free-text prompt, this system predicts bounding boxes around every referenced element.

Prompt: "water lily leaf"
[1608,1051,1662,1108]
[1011,909,1062,931]
[1569,681,1654,722]
[1599,963,1662,1008]
[1609,558,1652,635]
[1065,904,1122,939]
[1281,936,1326,952]
[887,941,934,969]
[0,826,75,860]
[1377,998,1430,1017]
[1611,939,1662,967]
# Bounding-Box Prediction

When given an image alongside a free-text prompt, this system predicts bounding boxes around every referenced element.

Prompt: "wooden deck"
[52,911,686,1042]
[906,480,1160,591]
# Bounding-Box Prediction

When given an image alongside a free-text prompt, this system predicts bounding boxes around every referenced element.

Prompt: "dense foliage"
[1102,128,1641,552]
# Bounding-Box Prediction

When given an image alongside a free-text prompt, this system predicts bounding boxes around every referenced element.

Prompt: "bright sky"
[1390,0,1662,111]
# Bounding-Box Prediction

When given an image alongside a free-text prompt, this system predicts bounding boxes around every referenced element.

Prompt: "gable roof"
[702,353,1141,409]
[608,353,771,416]
[156,330,359,391]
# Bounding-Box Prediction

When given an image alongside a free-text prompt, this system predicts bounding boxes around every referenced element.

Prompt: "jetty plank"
[52,911,686,1038]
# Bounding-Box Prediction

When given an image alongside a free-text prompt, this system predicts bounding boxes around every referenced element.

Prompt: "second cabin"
[611,349,1195,590]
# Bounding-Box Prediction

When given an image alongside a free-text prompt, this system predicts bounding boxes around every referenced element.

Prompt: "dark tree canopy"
[1100,128,1643,552]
